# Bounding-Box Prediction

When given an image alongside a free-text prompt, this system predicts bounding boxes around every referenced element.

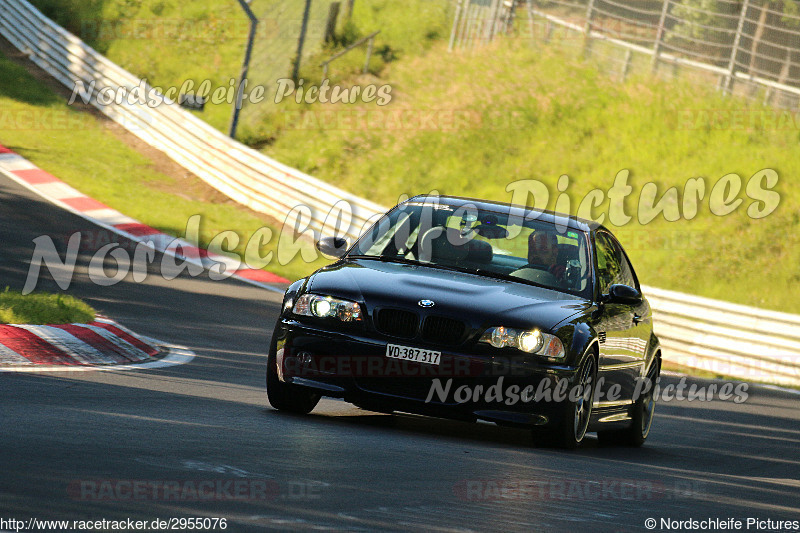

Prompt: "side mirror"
[316,236,348,258]
[604,284,642,305]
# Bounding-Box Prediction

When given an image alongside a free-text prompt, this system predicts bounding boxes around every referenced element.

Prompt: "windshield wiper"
[346,254,425,267]
[470,268,555,291]
[347,255,471,273]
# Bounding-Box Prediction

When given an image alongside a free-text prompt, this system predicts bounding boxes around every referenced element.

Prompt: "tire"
[266,345,321,415]
[533,353,597,450]
[598,357,661,447]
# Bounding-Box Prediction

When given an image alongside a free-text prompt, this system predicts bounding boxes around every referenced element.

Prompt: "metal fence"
[237,0,338,134]
[450,0,800,108]
[449,0,521,50]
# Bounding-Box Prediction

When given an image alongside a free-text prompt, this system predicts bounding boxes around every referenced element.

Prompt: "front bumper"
[272,318,581,427]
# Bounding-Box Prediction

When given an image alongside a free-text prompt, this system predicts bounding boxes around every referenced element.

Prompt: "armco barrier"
[643,286,800,387]
[1,0,798,388]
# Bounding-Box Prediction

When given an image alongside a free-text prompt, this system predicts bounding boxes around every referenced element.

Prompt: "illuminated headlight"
[479,326,565,358]
[292,294,362,322]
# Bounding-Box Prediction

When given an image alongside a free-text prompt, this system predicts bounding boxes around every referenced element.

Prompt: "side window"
[611,239,637,290]
[595,232,638,294]
[594,232,622,295]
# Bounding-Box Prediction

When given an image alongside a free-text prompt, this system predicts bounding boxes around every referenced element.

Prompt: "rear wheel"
[266,346,320,414]
[598,357,660,447]
[533,354,597,449]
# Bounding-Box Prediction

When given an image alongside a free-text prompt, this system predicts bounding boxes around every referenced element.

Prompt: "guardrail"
[1,0,798,388]
[643,286,800,387]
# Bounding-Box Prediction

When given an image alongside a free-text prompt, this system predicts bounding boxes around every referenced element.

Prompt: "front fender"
[555,320,599,368]
[280,278,307,317]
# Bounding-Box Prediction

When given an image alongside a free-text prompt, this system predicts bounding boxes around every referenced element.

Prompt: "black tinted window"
[595,232,636,294]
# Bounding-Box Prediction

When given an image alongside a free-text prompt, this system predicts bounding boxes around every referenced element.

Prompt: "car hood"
[307,258,590,331]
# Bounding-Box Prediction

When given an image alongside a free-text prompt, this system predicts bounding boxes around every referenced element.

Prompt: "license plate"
[385,344,441,366]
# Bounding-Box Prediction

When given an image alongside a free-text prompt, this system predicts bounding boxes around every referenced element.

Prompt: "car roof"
[406,194,601,233]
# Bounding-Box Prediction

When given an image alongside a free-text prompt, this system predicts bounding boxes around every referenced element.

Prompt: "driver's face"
[530,232,558,264]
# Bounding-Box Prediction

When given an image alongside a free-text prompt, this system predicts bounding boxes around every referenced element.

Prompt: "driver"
[527,229,565,281]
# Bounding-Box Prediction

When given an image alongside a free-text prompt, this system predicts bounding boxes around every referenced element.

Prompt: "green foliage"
[333,20,364,48]
[27,0,108,48]
[348,0,453,56]
[0,287,96,325]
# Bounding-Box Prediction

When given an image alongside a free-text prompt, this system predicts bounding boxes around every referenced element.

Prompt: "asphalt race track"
[1,172,799,533]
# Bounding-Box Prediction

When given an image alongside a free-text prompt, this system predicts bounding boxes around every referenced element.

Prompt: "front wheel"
[533,354,597,450]
[266,346,320,414]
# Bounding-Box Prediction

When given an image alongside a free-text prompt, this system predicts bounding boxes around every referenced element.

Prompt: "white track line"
[0,340,195,373]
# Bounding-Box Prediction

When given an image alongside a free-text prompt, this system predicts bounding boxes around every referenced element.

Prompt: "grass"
[0,287,96,324]
[0,53,329,282]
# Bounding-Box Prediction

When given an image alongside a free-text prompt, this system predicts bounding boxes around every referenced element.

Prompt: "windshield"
[349,200,593,298]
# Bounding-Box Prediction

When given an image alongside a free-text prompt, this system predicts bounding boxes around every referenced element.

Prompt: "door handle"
[633,313,642,324]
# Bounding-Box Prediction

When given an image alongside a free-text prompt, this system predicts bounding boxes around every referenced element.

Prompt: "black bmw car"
[267,195,661,449]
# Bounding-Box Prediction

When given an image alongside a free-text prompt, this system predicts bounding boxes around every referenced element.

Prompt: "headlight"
[479,326,565,358]
[292,294,363,322]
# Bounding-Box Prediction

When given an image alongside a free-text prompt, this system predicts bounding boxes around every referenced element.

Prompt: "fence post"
[461,3,472,49]
[526,0,536,46]
[506,0,519,34]
[651,0,670,74]
[724,0,749,94]
[582,0,597,57]
[449,0,464,52]
[765,48,793,105]
[292,0,314,81]
[364,34,375,73]
[486,0,501,44]
[346,0,356,21]
[229,0,258,139]
[324,2,341,43]
[456,1,468,49]
[467,4,480,49]
[621,49,633,81]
